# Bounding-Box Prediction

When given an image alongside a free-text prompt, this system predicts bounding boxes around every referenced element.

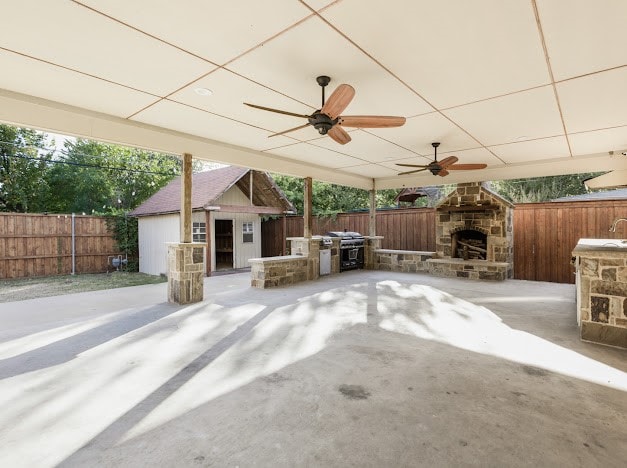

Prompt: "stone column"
[364,236,384,269]
[167,243,205,304]
[168,153,204,304]
[287,236,321,280]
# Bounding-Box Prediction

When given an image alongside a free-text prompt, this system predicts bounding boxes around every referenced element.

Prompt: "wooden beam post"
[249,170,254,205]
[282,214,287,255]
[303,176,313,238]
[181,153,192,243]
[369,188,377,237]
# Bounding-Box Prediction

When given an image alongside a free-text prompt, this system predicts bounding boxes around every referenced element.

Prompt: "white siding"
[138,183,264,275]
[138,211,207,276]
[138,214,179,276]
[211,211,261,269]
[215,185,251,206]
[212,185,261,270]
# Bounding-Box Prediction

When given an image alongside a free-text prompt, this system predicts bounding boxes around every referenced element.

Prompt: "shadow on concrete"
[58,304,277,467]
[0,303,181,380]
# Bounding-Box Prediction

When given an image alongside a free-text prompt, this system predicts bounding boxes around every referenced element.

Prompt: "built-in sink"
[573,238,627,252]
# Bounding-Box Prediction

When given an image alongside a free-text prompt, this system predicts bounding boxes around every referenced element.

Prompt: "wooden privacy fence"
[513,200,627,283]
[0,213,122,279]
[262,200,627,284]
[262,208,436,257]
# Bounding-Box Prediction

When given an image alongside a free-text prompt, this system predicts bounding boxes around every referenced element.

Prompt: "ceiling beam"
[375,152,627,190]
[0,88,373,190]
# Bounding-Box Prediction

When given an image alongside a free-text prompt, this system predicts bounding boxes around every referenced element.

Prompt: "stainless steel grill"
[326,231,365,271]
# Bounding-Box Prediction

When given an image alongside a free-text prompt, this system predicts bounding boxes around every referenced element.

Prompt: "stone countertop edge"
[427,258,510,267]
[572,238,627,256]
[249,255,304,264]
[375,249,435,255]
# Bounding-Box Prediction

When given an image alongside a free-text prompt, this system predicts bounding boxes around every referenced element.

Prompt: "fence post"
[71,213,76,275]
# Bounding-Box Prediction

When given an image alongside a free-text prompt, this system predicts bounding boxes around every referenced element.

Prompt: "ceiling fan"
[244,76,406,145]
[396,142,488,177]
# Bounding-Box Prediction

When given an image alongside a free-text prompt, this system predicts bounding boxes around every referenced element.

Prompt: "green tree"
[272,174,399,215]
[43,139,183,214]
[490,173,603,203]
[0,124,52,212]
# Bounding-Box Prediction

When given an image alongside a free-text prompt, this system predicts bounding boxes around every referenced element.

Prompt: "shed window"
[242,222,253,243]
[193,222,206,243]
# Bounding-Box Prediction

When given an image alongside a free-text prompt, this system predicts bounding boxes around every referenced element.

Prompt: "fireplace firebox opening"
[451,229,487,260]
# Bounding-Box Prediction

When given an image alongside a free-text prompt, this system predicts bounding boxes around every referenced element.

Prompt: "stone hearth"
[432,182,514,280]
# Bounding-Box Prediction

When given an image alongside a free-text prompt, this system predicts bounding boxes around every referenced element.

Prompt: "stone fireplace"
[428,182,514,280]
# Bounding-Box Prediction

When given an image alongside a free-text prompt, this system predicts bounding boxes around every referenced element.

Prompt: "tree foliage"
[0,125,52,212]
[271,173,398,215]
[43,139,183,214]
[490,173,603,203]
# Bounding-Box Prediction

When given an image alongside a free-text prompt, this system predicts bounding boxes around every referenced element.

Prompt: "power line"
[0,140,179,176]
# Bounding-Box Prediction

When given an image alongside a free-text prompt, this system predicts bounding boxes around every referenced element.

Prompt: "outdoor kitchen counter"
[572,238,627,349]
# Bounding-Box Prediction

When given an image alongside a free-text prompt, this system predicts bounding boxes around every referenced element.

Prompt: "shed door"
[214,219,233,270]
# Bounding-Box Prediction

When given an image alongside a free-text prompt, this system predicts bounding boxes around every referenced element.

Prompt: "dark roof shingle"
[130,166,248,216]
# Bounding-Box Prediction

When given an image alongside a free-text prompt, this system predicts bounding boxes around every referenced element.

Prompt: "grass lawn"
[0,272,167,303]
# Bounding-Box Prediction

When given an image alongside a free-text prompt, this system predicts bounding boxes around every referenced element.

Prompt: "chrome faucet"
[609,218,627,232]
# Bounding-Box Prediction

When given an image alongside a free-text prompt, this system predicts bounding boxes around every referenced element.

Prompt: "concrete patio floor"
[0,271,626,467]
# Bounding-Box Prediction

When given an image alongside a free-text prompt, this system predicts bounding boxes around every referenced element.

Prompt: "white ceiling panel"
[321,0,550,109]
[131,100,293,151]
[267,143,365,169]
[380,147,501,173]
[341,164,399,178]
[168,68,315,134]
[76,0,312,65]
[558,67,627,134]
[302,1,338,11]
[369,112,480,156]
[227,16,433,117]
[0,1,624,189]
[0,50,156,118]
[443,86,564,146]
[536,0,627,81]
[569,127,627,157]
[309,130,417,163]
[0,0,213,96]
[489,136,570,164]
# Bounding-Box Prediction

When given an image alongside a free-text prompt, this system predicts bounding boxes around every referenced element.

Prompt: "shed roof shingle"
[130,166,248,216]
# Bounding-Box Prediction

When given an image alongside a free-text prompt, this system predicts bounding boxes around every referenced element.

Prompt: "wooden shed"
[130,166,294,276]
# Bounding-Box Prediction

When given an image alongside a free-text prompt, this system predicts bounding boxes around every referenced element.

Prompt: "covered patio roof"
[0,1,625,190]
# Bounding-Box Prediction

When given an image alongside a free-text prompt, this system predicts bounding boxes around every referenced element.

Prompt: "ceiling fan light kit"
[396,142,488,177]
[244,75,406,145]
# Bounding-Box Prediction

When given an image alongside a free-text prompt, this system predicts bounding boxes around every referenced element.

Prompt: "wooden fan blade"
[268,123,311,138]
[339,115,406,128]
[321,84,355,119]
[244,102,310,119]
[398,168,429,176]
[327,125,351,145]
[447,163,488,170]
[438,169,450,177]
[396,163,429,168]
[439,156,459,169]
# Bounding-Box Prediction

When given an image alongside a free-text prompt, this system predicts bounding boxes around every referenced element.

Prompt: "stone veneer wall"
[250,237,340,289]
[249,255,309,288]
[374,249,435,273]
[577,252,627,349]
[436,182,514,279]
[427,258,509,281]
[167,243,205,304]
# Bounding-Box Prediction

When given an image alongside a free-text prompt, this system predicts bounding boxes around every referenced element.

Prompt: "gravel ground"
[0,273,166,303]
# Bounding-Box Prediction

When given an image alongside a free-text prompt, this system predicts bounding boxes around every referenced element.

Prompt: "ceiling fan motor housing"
[308,111,338,135]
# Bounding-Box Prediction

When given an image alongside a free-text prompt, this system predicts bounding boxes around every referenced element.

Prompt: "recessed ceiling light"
[194,87,213,97]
